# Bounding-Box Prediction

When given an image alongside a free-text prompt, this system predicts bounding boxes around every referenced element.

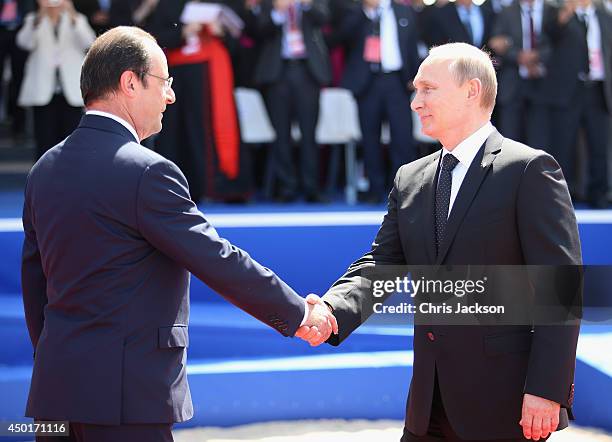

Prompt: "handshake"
[295,294,338,346]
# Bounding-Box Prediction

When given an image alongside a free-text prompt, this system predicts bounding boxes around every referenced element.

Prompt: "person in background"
[149,0,250,203]
[0,0,34,140]
[16,0,95,159]
[542,0,611,208]
[73,0,110,35]
[335,0,420,204]
[253,0,332,203]
[109,0,158,28]
[488,0,557,149]
[423,0,496,50]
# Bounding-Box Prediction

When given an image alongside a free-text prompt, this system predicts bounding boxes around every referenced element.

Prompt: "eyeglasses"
[141,71,173,91]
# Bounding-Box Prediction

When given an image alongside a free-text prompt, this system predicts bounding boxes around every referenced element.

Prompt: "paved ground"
[174,420,612,442]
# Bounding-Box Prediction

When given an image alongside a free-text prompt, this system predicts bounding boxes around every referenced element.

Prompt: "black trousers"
[497,80,550,151]
[0,27,27,135]
[401,376,545,442]
[550,80,609,204]
[357,71,416,197]
[36,422,173,442]
[33,94,83,160]
[264,59,320,197]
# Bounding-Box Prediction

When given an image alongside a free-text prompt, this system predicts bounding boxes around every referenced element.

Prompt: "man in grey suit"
[298,43,581,441]
[21,26,336,442]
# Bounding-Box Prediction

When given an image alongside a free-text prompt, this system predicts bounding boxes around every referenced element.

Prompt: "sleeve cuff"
[299,297,309,327]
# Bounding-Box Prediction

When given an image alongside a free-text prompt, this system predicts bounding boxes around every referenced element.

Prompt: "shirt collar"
[577,4,595,16]
[520,0,542,13]
[441,121,495,167]
[85,110,140,143]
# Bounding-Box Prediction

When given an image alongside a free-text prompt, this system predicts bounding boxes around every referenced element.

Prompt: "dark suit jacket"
[425,2,496,49]
[21,115,306,424]
[491,0,556,105]
[322,130,582,440]
[253,0,332,86]
[337,3,420,97]
[542,5,612,109]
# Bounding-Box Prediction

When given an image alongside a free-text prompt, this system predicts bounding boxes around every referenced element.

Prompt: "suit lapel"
[451,5,471,43]
[511,2,522,46]
[421,152,441,264]
[435,130,504,265]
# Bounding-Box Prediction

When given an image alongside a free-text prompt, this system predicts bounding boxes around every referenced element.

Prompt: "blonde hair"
[428,43,497,111]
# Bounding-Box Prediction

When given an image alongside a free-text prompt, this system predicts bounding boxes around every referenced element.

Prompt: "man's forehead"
[415,58,451,81]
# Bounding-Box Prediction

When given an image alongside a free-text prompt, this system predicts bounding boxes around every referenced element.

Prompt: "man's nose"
[410,93,421,112]
[166,87,176,105]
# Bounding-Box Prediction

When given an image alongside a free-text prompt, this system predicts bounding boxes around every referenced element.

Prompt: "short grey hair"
[428,43,497,111]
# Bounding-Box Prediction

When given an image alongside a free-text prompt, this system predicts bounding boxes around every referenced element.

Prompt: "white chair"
[234,88,276,144]
[234,88,277,196]
[316,88,362,204]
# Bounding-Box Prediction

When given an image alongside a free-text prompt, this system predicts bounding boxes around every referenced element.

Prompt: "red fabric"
[166,31,240,179]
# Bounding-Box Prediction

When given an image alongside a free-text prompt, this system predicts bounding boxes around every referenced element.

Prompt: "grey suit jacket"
[322,130,582,439]
[21,115,306,425]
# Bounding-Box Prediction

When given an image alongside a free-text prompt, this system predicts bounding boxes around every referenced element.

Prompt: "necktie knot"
[441,154,459,172]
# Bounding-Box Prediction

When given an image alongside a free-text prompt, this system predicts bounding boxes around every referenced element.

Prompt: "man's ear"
[118,70,139,97]
[466,78,482,104]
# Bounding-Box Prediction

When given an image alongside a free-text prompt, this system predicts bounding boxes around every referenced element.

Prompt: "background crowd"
[0,0,611,207]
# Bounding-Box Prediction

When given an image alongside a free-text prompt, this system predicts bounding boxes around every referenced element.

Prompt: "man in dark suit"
[253,0,331,202]
[488,0,557,149]
[21,26,336,442]
[297,43,581,441]
[542,0,611,208]
[424,0,496,50]
[337,0,420,203]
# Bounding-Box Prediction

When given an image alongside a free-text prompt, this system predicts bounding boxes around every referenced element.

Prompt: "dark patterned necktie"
[435,154,459,256]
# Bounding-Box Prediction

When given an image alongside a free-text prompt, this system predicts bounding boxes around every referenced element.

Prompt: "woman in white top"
[17,0,95,159]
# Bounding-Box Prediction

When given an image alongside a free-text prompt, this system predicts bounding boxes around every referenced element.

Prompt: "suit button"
[427,332,435,341]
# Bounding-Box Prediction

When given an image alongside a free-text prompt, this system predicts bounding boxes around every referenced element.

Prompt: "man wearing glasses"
[21,26,336,442]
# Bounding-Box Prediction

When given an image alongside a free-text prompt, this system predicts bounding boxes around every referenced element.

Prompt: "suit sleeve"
[135,159,305,337]
[303,0,330,27]
[21,177,48,352]
[322,168,408,345]
[517,152,582,409]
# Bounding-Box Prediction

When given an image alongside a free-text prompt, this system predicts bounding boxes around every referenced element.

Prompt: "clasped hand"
[295,294,337,346]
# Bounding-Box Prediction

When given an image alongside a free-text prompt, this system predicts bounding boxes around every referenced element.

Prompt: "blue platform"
[0,191,611,438]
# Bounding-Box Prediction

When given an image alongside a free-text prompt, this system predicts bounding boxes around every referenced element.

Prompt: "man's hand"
[273,0,292,13]
[518,50,539,67]
[488,35,511,55]
[363,0,380,10]
[520,393,560,440]
[295,294,338,346]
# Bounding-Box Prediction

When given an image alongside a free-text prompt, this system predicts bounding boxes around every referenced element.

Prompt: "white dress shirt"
[364,0,403,72]
[456,4,484,48]
[576,5,605,81]
[519,0,544,78]
[440,121,495,217]
[271,1,309,59]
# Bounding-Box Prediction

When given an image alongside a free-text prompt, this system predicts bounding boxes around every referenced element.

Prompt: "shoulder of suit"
[497,136,556,168]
